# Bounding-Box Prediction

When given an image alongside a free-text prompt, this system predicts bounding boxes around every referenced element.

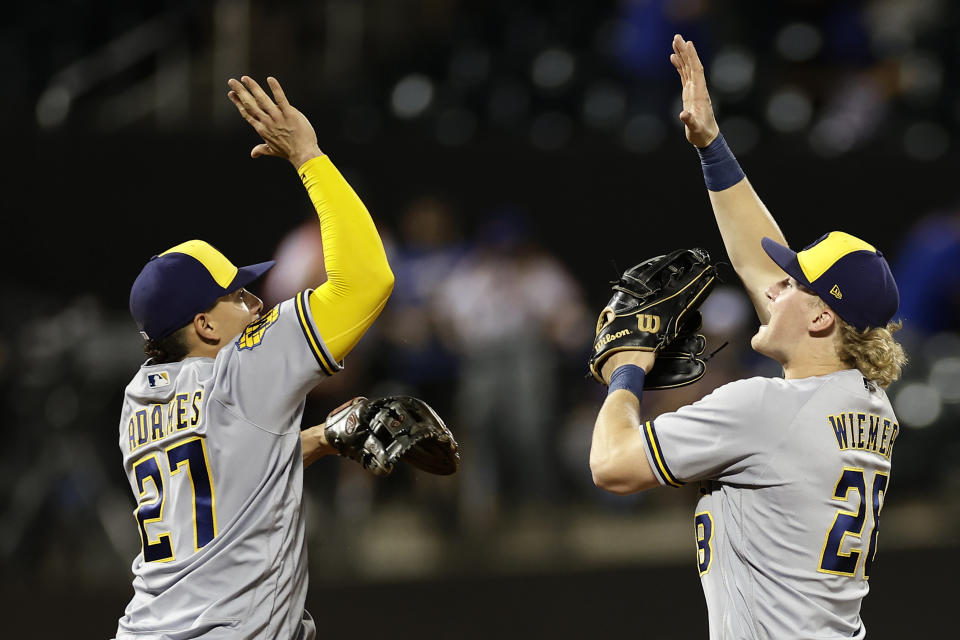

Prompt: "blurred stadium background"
[3,0,959,637]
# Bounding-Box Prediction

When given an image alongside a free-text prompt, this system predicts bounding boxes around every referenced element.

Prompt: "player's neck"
[781,347,847,380]
[782,362,847,380]
[183,332,224,360]
[184,345,221,359]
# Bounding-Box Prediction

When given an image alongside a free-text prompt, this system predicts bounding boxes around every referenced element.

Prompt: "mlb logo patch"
[148,371,170,388]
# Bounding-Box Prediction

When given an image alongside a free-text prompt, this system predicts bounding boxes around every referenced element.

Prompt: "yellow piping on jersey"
[295,291,338,376]
[644,421,683,487]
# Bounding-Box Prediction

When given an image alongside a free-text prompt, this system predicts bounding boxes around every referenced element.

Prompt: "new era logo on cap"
[761,231,899,331]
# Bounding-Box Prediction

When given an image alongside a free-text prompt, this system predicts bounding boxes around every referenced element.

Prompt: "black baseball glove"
[324,396,460,477]
[589,248,719,387]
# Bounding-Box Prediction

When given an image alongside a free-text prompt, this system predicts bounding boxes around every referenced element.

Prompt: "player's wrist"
[302,424,337,468]
[697,132,745,192]
[693,129,719,149]
[607,364,646,402]
[290,147,324,171]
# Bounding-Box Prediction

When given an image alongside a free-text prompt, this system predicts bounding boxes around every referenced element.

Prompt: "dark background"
[3,1,959,637]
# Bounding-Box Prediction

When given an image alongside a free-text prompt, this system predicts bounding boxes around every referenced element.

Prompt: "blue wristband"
[607,365,646,402]
[697,132,745,192]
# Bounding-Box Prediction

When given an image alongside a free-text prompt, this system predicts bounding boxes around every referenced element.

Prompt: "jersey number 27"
[818,467,888,579]
[133,437,217,563]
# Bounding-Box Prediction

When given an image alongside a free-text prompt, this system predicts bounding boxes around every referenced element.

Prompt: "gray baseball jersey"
[115,290,340,640]
[641,369,899,639]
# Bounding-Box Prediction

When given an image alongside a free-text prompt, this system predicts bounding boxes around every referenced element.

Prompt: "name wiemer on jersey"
[828,411,899,459]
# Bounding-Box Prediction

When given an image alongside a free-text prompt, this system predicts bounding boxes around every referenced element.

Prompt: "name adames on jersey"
[128,390,204,454]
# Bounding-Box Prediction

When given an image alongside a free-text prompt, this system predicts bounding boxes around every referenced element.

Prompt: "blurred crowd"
[9,0,960,161]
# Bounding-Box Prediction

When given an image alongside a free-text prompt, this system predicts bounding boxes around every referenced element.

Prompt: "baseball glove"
[324,396,460,477]
[589,248,718,386]
[644,310,708,389]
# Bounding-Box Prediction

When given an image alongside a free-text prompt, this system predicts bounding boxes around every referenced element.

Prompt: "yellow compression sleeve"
[298,155,394,363]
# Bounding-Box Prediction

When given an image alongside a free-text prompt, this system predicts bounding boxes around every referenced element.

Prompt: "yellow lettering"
[886,423,899,459]
[595,328,633,351]
[128,417,136,453]
[176,393,190,431]
[150,405,164,441]
[867,416,880,451]
[638,314,661,333]
[136,410,148,447]
[829,413,897,459]
[191,391,203,427]
[829,415,848,449]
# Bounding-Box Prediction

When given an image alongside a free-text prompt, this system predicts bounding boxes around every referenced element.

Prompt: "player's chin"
[749,328,767,354]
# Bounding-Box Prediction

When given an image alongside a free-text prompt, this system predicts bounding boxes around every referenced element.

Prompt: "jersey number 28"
[133,437,217,563]
[818,467,888,579]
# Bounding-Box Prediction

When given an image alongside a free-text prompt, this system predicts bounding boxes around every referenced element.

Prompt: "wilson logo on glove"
[595,328,633,351]
[638,314,661,333]
[589,248,722,389]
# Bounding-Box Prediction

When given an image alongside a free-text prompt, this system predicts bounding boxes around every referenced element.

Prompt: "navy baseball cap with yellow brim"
[130,240,274,341]
[761,231,899,331]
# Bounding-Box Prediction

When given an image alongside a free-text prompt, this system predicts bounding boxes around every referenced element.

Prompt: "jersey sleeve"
[641,377,781,487]
[298,155,394,362]
[210,291,341,434]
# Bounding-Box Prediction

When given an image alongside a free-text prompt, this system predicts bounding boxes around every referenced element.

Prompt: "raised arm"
[670,35,785,323]
[589,352,660,494]
[228,76,394,364]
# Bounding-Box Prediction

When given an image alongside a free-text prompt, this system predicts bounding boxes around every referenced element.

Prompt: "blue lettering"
[136,410,148,446]
[879,419,891,455]
[176,393,190,431]
[150,405,164,441]
[887,423,900,458]
[867,416,880,451]
[830,415,849,449]
[191,391,203,427]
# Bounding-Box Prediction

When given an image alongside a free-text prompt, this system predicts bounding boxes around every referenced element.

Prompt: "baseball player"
[114,76,394,639]
[589,35,907,639]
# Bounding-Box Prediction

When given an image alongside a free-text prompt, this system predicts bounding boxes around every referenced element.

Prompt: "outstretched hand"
[670,34,720,149]
[227,76,322,168]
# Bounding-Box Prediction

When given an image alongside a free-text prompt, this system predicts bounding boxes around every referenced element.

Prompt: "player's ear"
[192,312,219,341]
[808,305,836,335]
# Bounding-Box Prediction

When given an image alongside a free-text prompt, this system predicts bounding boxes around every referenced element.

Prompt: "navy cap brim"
[230,260,276,291]
[761,237,813,288]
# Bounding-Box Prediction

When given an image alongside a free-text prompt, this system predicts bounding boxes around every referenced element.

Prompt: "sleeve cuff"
[297,154,331,184]
[641,420,684,487]
[294,290,343,376]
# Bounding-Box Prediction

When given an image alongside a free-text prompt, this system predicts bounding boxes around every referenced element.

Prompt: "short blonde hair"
[834,317,908,388]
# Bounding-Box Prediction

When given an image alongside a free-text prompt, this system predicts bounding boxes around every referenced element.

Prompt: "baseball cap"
[129,240,275,340]
[761,231,899,331]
